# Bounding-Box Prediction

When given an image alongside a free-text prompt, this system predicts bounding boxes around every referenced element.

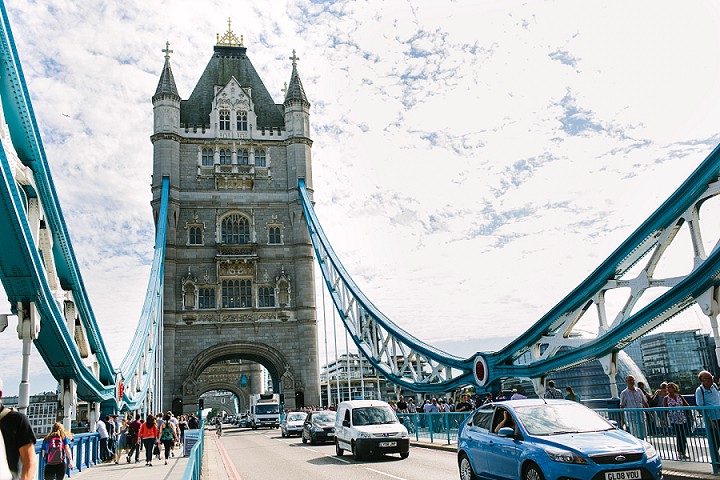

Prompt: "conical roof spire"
[154,41,180,101]
[284,50,309,108]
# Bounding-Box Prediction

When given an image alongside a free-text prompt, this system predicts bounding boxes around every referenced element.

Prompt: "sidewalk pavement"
[409,438,719,479]
[71,448,188,480]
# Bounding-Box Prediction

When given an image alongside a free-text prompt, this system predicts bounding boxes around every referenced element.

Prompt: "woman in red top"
[138,414,159,466]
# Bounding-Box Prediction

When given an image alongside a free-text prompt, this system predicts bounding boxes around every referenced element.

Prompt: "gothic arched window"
[220,110,230,130]
[268,226,281,245]
[202,148,213,166]
[222,279,252,308]
[237,111,248,131]
[238,149,249,165]
[219,149,231,165]
[189,226,203,245]
[198,288,215,309]
[258,287,275,308]
[255,149,266,167]
[221,214,250,244]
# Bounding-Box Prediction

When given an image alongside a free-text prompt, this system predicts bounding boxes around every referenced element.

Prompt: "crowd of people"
[0,374,204,480]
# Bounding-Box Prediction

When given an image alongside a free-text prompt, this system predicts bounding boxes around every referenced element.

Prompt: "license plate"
[379,441,397,447]
[605,470,641,480]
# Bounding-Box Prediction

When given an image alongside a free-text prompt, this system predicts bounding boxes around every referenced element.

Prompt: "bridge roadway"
[207,425,458,480]
[71,425,714,480]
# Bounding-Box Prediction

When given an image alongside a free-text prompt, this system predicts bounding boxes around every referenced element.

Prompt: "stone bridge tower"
[150,22,318,413]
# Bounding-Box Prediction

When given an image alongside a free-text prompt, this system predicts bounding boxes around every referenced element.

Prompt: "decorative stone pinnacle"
[290,49,299,67]
[216,17,244,47]
[162,41,173,61]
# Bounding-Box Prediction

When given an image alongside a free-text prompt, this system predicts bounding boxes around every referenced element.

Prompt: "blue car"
[457,399,662,480]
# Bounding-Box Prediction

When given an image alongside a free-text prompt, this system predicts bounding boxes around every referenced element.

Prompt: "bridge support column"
[60,378,77,432]
[16,302,40,415]
[88,402,100,432]
[700,287,720,368]
[599,352,619,398]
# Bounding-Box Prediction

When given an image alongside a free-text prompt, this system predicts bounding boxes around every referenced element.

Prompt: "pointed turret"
[153,42,180,102]
[283,50,310,108]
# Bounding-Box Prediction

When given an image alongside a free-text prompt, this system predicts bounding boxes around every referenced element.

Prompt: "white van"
[334,400,410,460]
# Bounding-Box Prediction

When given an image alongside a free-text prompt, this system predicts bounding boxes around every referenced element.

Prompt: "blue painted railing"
[182,421,205,480]
[397,412,471,445]
[34,432,100,477]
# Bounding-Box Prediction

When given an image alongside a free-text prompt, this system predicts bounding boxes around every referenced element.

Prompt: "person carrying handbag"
[137,415,159,467]
[664,382,691,459]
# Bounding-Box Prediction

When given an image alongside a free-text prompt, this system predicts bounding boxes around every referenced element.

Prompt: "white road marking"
[365,467,408,480]
[325,455,351,464]
[302,447,319,453]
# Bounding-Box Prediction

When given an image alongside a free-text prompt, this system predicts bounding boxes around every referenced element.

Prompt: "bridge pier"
[16,302,39,415]
[60,378,77,432]
[88,402,100,432]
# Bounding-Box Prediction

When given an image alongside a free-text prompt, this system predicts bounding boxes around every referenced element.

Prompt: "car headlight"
[545,446,588,465]
[643,440,658,459]
[400,431,409,438]
[358,431,372,438]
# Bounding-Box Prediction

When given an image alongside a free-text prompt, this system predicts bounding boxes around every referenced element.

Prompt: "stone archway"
[183,341,302,411]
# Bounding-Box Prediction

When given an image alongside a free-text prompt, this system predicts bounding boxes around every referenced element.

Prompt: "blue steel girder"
[0,2,114,385]
[299,140,720,391]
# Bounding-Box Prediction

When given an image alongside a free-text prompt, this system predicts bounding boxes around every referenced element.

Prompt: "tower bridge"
[0,1,719,454]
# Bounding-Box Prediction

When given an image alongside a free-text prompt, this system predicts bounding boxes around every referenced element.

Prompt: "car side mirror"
[342,420,350,428]
[466,421,473,427]
[497,427,515,437]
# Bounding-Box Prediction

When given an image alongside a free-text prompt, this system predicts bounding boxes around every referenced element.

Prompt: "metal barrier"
[594,405,720,474]
[34,432,100,478]
[182,420,205,480]
[397,412,471,445]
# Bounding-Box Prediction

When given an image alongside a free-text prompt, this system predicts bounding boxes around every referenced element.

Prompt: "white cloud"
[1,0,719,395]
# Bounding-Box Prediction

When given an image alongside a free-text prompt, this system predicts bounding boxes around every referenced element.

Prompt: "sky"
[1,0,720,396]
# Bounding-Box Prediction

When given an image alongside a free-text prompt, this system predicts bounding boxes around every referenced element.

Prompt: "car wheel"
[400,452,409,459]
[352,441,363,461]
[335,439,344,456]
[459,454,477,480]
[523,463,545,480]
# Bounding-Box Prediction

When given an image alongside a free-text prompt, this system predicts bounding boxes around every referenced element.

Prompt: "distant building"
[628,330,718,392]
[3,392,58,435]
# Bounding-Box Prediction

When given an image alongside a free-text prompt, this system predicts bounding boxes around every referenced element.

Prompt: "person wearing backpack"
[41,423,73,480]
[125,414,141,463]
[159,414,177,465]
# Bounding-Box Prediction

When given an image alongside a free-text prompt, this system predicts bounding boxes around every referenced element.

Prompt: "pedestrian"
[663,382,690,459]
[159,413,177,465]
[178,415,188,445]
[138,414,159,466]
[396,396,408,413]
[455,394,473,412]
[116,416,127,462]
[95,417,111,462]
[482,393,493,405]
[188,414,199,430]
[620,375,648,437]
[125,414,141,463]
[510,389,527,400]
[41,423,74,480]
[544,380,564,399]
[0,377,37,480]
[407,398,416,413]
[564,386,581,402]
[696,370,720,460]
[495,391,507,402]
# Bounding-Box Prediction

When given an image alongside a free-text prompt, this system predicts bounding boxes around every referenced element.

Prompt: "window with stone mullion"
[258,287,275,308]
[199,288,215,309]
[237,111,248,131]
[220,110,230,130]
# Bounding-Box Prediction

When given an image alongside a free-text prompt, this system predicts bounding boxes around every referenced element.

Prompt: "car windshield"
[287,413,306,421]
[313,413,335,423]
[256,404,279,414]
[352,406,397,426]
[513,403,614,436]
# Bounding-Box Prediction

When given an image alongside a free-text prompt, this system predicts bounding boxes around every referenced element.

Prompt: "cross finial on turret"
[216,18,244,47]
[290,49,299,67]
[162,41,173,61]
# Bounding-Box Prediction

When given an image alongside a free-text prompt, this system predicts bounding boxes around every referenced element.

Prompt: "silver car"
[281,411,307,437]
